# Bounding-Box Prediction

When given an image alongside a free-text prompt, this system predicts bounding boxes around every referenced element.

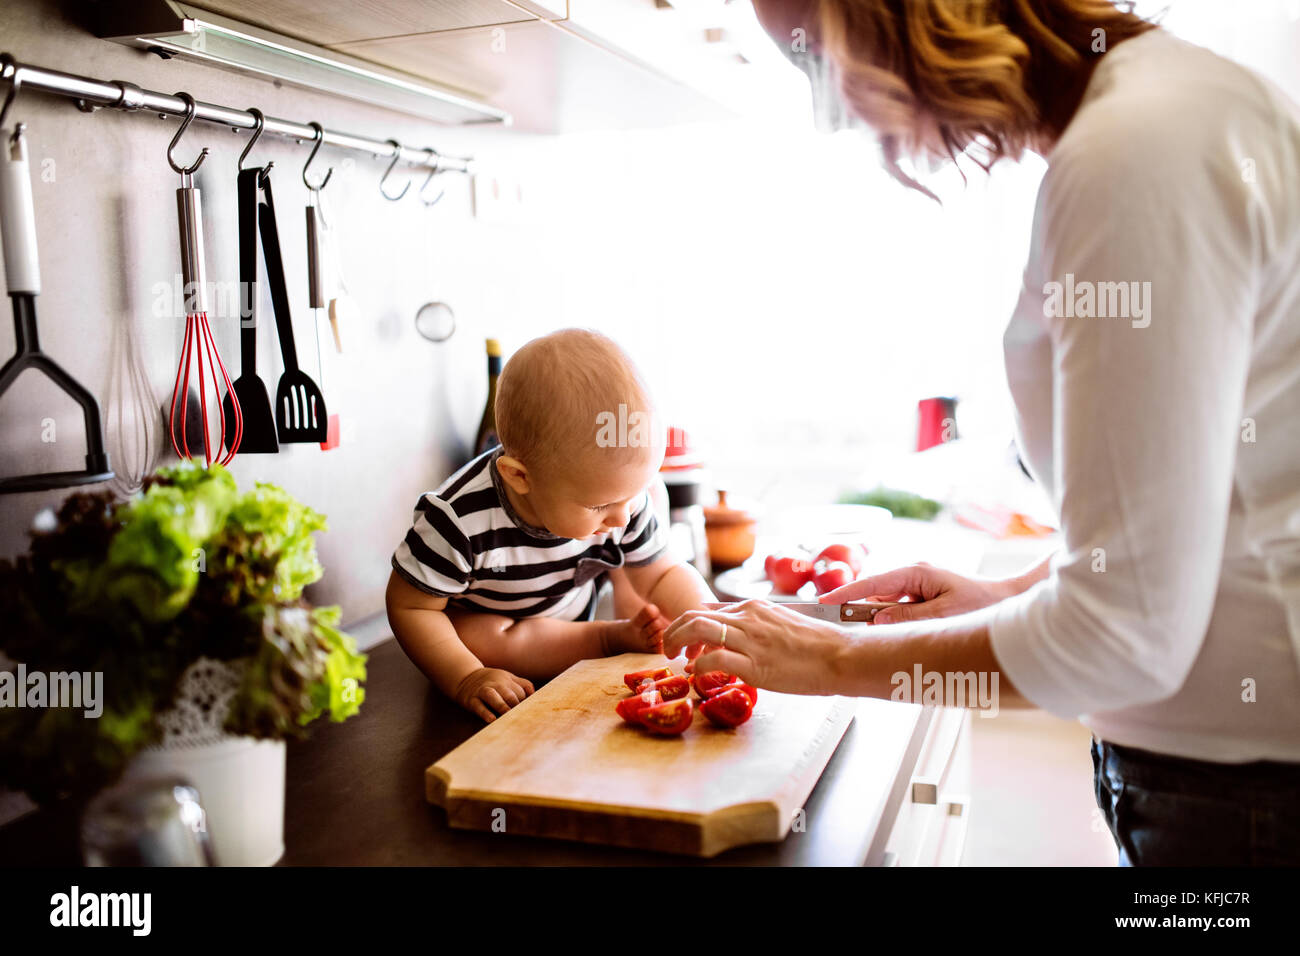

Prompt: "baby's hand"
[602,603,671,656]
[634,603,672,653]
[455,667,535,723]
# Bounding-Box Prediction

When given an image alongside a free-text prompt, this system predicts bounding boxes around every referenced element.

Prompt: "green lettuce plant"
[0,462,366,804]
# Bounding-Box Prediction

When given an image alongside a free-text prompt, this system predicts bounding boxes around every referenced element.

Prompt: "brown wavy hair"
[809,0,1157,198]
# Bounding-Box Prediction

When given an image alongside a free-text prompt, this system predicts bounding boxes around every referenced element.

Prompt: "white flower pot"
[124,735,286,867]
[120,656,286,866]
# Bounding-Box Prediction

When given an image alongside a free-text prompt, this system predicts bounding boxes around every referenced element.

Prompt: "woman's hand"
[662,600,853,696]
[820,562,1020,624]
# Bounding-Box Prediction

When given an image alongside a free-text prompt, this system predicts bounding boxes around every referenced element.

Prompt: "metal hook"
[1,54,21,132]
[379,139,411,201]
[417,149,446,207]
[167,92,209,176]
[238,107,274,178]
[302,121,333,192]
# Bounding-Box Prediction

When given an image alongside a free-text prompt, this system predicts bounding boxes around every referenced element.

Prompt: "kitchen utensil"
[414,301,455,341]
[221,167,279,454]
[301,122,339,450]
[221,112,278,454]
[314,189,358,349]
[703,489,756,570]
[105,304,159,497]
[703,600,898,624]
[305,202,340,449]
[660,426,709,576]
[257,170,327,443]
[426,653,855,857]
[0,118,113,493]
[165,93,241,466]
[81,775,215,866]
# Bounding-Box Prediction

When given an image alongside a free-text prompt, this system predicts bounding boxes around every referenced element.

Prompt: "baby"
[386,328,715,722]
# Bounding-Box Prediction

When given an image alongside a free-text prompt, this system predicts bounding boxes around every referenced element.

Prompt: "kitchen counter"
[0,637,966,866]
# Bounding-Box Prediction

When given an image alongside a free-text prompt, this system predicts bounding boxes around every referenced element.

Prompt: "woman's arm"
[819,554,1055,624]
[662,599,1030,710]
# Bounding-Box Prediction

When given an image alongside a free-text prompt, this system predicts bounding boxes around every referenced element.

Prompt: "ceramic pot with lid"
[704,490,757,571]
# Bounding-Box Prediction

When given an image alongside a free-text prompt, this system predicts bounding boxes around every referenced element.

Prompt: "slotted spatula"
[257,172,327,443]
[223,167,278,453]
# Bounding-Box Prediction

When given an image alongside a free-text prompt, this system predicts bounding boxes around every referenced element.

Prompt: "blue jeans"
[1092,736,1300,865]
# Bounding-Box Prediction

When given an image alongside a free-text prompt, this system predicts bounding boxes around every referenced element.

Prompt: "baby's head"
[494,329,664,539]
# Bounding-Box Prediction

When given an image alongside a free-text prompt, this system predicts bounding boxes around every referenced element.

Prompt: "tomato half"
[702,680,758,706]
[644,675,690,701]
[637,698,694,735]
[700,687,755,728]
[693,670,737,697]
[615,690,662,724]
[623,667,672,691]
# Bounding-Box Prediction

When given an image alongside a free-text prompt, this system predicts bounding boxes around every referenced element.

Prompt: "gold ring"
[719,622,727,647]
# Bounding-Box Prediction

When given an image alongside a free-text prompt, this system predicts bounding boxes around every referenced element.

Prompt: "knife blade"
[702,601,898,624]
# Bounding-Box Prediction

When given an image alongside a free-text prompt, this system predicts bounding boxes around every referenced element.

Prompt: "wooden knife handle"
[839,602,900,622]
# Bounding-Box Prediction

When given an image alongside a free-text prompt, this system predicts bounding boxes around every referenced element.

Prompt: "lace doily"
[148,657,248,750]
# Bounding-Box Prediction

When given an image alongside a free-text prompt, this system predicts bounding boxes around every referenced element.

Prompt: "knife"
[702,601,899,624]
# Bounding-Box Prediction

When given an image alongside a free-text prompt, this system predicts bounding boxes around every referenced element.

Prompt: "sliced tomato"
[644,675,690,701]
[623,667,672,692]
[693,670,737,698]
[615,689,662,724]
[637,698,694,735]
[700,687,755,728]
[702,680,758,706]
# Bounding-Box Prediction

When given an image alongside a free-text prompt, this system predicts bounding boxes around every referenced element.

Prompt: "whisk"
[166,93,241,466]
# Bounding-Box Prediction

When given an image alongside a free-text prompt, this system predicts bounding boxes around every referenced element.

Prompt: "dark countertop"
[0,638,931,866]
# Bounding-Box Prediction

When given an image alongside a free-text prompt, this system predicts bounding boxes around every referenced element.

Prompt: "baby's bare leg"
[447,607,668,682]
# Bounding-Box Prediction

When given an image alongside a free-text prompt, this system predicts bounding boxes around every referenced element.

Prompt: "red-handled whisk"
[166,93,241,466]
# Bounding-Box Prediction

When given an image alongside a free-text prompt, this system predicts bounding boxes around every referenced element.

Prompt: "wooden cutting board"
[426,653,857,857]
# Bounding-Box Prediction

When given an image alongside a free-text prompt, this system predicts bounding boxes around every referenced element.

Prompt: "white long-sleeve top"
[989,28,1300,762]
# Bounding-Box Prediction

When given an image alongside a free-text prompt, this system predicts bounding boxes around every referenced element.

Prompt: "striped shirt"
[392,447,668,621]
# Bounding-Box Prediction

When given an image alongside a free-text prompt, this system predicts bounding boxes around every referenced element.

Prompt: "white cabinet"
[101,0,807,131]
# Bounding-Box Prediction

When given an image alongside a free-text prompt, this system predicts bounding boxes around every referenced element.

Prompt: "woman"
[665,0,1300,866]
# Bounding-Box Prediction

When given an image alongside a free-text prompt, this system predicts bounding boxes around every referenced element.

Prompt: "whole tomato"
[815,542,865,576]
[767,555,814,594]
[812,559,854,595]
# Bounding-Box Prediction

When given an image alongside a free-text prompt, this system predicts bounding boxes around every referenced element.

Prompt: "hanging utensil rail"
[0,55,472,176]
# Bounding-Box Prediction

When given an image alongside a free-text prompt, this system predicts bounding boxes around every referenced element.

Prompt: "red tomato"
[614,690,662,724]
[637,698,694,735]
[623,667,672,692]
[764,554,777,578]
[644,675,690,701]
[815,543,865,576]
[702,680,758,706]
[693,670,737,697]
[812,560,854,595]
[768,556,814,594]
[700,687,755,728]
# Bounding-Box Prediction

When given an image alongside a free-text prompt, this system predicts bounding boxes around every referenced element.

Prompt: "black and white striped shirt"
[392,447,668,621]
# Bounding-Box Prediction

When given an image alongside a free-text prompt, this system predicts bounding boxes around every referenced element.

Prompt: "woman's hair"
[811,0,1157,197]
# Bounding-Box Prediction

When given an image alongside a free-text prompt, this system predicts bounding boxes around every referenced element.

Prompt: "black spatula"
[257,173,327,443]
[223,167,278,453]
